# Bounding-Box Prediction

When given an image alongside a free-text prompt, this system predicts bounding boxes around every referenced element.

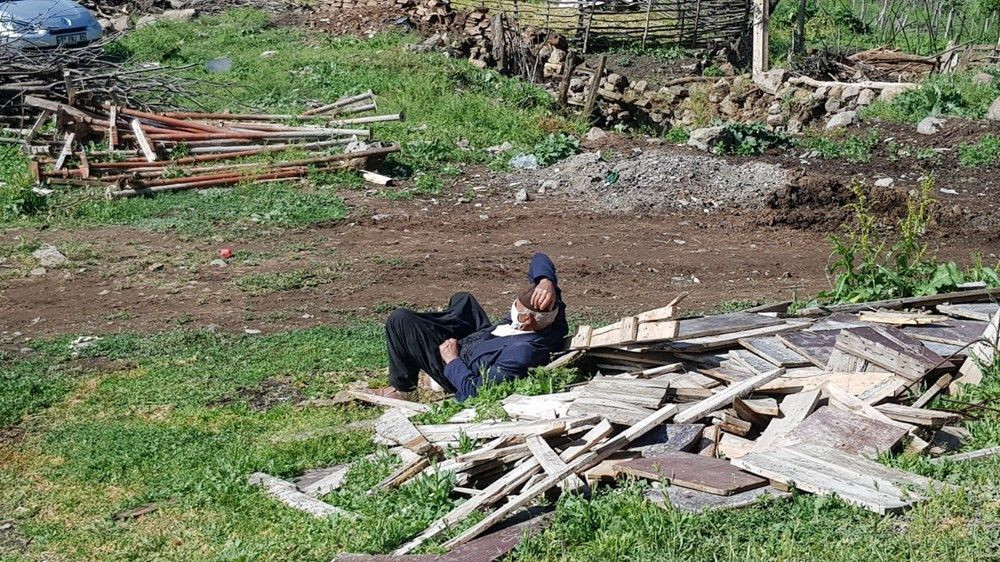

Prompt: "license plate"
[56,33,87,45]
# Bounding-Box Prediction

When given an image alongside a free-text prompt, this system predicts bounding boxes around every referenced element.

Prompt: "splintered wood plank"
[526,435,586,491]
[758,368,893,396]
[807,312,870,331]
[937,303,1000,323]
[952,310,999,392]
[858,310,947,326]
[783,406,908,457]
[628,424,703,457]
[53,132,76,170]
[833,327,944,381]
[248,473,351,518]
[751,389,821,453]
[636,320,680,342]
[375,409,436,455]
[645,485,790,513]
[930,446,1000,465]
[569,397,654,425]
[732,444,940,514]
[735,396,779,417]
[904,318,990,346]
[638,305,678,323]
[131,119,157,162]
[296,464,351,497]
[347,390,431,413]
[674,369,785,424]
[718,432,756,459]
[795,287,1000,317]
[545,349,584,369]
[729,349,775,375]
[822,380,914,432]
[778,330,840,367]
[739,337,812,367]
[874,403,961,429]
[826,348,869,372]
[676,313,784,340]
[912,374,953,408]
[614,451,767,495]
[658,321,812,353]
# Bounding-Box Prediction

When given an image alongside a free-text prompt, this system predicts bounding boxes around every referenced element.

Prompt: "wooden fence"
[452,0,751,51]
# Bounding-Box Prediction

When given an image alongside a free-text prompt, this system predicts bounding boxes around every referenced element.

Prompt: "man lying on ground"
[378,252,568,401]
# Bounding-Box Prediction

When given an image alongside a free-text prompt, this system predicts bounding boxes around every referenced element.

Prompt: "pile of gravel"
[520,150,791,215]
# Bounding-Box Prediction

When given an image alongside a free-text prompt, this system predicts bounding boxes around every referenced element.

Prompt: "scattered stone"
[754,68,786,94]
[987,96,1000,121]
[486,142,513,155]
[825,111,858,130]
[515,188,530,203]
[260,51,278,58]
[879,85,909,103]
[874,177,894,188]
[513,239,532,247]
[244,328,262,335]
[70,335,102,355]
[136,8,196,28]
[510,154,539,170]
[32,244,66,268]
[148,263,165,272]
[29,267,46,276]
[210,259,228,268]
[972,72,994,86]
[916,116,945,135]
[856,89,877,106]
[539,179,559,193]
[585,127,608,142]
[687,126,726,152]
[940,188,959,195]
[371,214,392,222]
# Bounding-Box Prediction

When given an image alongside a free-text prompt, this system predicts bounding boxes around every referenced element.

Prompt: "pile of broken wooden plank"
[251,287,1000,558]
[18,90,400,198]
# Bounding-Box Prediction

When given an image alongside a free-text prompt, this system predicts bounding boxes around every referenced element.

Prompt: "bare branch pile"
[19,91,402,198]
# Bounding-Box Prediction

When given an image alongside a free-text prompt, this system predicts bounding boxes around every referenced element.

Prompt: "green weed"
[815,176,1000,306]
[958,134,1000,167]
[533,133,580,167]
[797,130,881,162]
[863,72,1000,123]
[235,268,338,294]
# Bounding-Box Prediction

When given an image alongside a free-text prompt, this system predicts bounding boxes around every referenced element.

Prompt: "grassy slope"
[0,10,573,235]
[2,326,1000,561]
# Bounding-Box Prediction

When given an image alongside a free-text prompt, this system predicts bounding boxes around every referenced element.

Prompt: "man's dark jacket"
[444,253,568,401]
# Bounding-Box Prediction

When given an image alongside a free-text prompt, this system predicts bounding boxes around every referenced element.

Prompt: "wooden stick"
[674,368,786,424]
[131,119,157,162]
[582,55,607,122]
[53,132,75,171]
[556,49,577,107]
[912,374,953,409]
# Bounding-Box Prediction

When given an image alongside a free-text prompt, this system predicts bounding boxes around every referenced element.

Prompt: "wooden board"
[777,330,840,367]
[733,443,946,514]
[936,303,1000,322]
[783,406,908,457]
[248,473,351,518]
[729,349,775,375]
[751,389,821,453]
[675,312,784,340]
[645,485,790,513]
[674,369,785,424]
[656,321,811,353]
[904,318,990,346]
[759,369,894,396]
[739,336,812,367]
[874,403,961,429]
[795,287,1000,317]
[628,424,703,457]
[717,432,756,459]
[295,464,351,497]
[833,326,944,381]
[614,451,768,496]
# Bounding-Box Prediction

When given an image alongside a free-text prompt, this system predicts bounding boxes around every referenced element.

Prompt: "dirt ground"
[3,137,998,342]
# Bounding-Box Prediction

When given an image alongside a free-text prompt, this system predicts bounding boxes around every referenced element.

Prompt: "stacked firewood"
[251,288,1000,558]
[20,91,401,198]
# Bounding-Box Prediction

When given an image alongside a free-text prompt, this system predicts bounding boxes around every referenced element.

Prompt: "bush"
[533,133,579,166]
[863,72,1000,123]
[714,121,791,156]
[815,176,1000,305]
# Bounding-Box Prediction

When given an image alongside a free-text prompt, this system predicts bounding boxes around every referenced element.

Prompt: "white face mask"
[509,300,526,330]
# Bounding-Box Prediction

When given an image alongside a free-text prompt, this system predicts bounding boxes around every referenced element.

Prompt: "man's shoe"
[367,386,417,401]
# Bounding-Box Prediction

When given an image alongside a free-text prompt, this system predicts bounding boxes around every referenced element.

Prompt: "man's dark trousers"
[386,292,491,392]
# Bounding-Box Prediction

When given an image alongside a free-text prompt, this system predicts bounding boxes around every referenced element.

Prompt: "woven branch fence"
[452,0,751,51]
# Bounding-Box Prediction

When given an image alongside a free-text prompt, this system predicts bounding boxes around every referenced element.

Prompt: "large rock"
[687,126,727,152]
[32,244,67,268]
[585,127,608,142]
[879,85,910,103]
[754,69,787,95]
[825,111,858,130]
[856,89,877,106]
[973,72,994,86]
[987,96,1000,121]
[917,116,945,135]
[137,9,196,28]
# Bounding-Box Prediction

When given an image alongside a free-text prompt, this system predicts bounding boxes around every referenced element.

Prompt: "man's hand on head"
[439,338,460,364]
[531,278,556,311]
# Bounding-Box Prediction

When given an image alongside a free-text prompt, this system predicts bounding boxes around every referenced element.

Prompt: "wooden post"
[557,48,578,107]
[582,54,606,122]
[791,0,806,59]
[583,4,595,53]
[752,0,769,77]
[641,0,654,49]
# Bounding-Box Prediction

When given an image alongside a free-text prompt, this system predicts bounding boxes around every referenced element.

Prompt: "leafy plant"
[797,130,881,162]
[816,176,1000,305]
[533,133,579,167]
[958,134,1000,167]
[713,122,791,156]
[863,73,1000,123]
[663,127,689,143]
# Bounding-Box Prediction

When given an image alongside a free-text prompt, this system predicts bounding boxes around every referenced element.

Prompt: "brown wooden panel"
[614,451,767,496]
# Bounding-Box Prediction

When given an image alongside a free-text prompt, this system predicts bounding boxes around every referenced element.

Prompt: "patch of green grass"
[663,127,690,143]
[958,134,1000,167]
[862,72,1000,123]
[235,267,338,294]
[0,144,45,220]
[797,129,881,162]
